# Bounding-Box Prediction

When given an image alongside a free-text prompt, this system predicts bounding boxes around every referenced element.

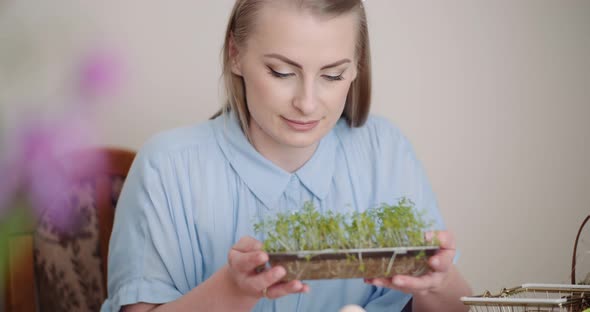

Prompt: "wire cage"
[461,283,590,312]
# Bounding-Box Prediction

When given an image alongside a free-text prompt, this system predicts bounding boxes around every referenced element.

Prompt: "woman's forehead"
[247,4,358,65]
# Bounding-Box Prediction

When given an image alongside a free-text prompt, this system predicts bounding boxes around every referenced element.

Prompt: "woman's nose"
[292,78,318,115]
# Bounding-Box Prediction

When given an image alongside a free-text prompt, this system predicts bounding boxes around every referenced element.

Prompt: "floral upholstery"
[32,175,125,312]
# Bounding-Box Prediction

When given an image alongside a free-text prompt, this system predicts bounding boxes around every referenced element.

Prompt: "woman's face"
[232,3,358,153]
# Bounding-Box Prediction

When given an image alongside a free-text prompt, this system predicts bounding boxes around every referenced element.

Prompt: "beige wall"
[1,0,589,297]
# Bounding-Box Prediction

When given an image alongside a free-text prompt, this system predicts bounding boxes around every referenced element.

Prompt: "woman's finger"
[391,273,438,291]
[232,236,264,252]
[430,249,454,273]
[436,231,456,250]
[228,249,268,274]
[247,265,287,291]
[264,280,309,299]
[365,277,395,289]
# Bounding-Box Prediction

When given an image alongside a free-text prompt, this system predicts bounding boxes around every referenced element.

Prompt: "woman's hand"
[364,231,456,296]
[227,236,310,300]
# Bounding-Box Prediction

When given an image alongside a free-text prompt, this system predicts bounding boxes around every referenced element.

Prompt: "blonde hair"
[215,0,372,134]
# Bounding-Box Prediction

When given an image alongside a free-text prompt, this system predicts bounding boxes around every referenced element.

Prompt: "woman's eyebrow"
[263,53,351,70]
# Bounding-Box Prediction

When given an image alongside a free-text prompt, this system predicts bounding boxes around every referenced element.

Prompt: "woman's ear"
[229,33,243,76]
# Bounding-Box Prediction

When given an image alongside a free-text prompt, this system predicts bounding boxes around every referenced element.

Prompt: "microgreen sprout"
[254,197,436,253]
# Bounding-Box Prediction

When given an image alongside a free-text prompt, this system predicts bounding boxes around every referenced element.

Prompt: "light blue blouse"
[101,113,445,312]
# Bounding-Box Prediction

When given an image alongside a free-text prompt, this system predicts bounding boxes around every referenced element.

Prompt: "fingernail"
[255,241,263,250]
[431,258,440,267]
[372,280,383,287]
[293,282,302,291]
[394,277,405,287]
[273,267,285,278]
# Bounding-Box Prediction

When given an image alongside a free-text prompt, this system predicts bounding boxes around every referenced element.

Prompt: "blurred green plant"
[0,195,34,259]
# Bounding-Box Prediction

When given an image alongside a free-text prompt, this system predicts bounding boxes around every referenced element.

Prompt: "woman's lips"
[282,117,320,131]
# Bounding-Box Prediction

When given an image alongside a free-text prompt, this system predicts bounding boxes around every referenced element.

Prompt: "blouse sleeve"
[102,139,202,311]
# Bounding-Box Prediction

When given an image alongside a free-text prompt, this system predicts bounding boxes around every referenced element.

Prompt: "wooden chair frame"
[2,147,135,312]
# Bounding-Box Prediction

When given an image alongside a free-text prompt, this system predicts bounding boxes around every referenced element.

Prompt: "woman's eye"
[268,67,294,79]
[323,74,344,81]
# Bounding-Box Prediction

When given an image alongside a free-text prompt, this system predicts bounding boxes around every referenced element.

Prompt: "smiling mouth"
[282,116,320,131]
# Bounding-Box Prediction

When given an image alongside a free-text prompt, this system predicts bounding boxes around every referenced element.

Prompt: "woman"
[102,1,472,311]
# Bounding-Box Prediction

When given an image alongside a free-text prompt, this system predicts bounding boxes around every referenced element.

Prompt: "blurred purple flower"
[1,115,105,233]
[0,46,120,234]
[77,49,123,100]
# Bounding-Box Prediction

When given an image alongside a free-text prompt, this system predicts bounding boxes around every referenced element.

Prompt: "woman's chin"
[276,129,326,149]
